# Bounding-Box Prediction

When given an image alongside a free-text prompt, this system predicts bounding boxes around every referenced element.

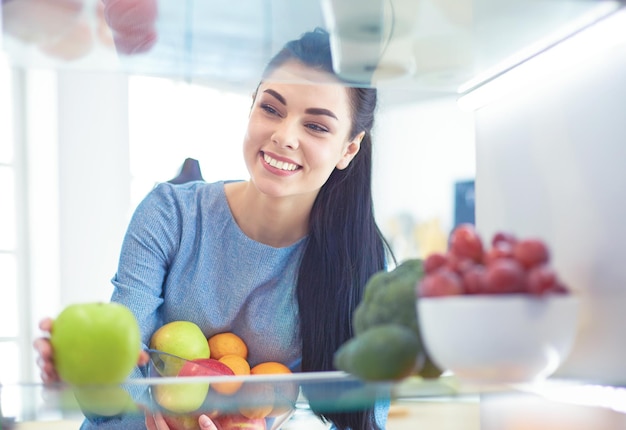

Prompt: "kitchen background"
[3,0,626,426]
[0,58,475,392]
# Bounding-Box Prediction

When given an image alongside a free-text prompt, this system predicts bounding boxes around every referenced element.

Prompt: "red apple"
[214,414,266,430]
[178,358,235,378]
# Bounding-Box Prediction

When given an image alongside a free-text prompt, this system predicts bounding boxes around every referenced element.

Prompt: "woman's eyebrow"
[305,107,338,120]
[263,88,338,120]
[264,89,286,106]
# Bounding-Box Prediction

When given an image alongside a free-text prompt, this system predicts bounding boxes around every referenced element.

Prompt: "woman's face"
[243,60,363,202]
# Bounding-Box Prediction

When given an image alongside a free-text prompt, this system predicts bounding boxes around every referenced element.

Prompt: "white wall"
[28,71,131,322]
[373,95,475,259]
[475,26,626,381]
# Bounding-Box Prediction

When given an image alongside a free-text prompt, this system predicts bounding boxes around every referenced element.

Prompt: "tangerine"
[238,384,275,419]
[219,354,251,376]
[250,361,291,375]
[212,354,251,395]
[249,361,295,417]
[208,332,248,360]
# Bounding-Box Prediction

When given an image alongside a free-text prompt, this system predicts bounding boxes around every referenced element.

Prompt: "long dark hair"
[264,28,392,430]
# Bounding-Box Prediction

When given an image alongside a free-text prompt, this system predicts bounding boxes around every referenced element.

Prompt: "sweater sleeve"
[110,182,183,348]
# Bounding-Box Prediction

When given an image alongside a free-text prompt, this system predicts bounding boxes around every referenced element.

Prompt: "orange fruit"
[212,354,251,395]
[208,332,248,360]
[238,384,275,419]
[250,361,292,375]
[249,361,295,417]
[219,354,251,376]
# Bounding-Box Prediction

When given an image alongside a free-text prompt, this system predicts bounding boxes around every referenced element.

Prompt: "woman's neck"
[224,181,313,248]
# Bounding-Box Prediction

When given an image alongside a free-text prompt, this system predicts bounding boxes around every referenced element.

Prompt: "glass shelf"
[2,372,625,427]
[2,0,623,101]
[0,373,472,427]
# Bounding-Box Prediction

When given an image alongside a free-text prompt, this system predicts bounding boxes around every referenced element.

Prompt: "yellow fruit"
[219,354,251,376]
[250,362,291,375]
[249,361,295,417]
[238,384,275,419]
[213,355,250,395]
[208,332,248,360]
[150,321,210,360]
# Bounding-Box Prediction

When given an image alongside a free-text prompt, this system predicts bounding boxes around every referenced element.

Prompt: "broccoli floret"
[353,259,424,336]
[349,258,443,379]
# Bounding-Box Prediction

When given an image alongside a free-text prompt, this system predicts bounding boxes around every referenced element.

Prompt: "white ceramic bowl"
[417,294,580,384]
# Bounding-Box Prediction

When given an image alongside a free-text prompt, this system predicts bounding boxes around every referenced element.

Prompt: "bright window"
[0,56,20,385]
[128,76,251,208]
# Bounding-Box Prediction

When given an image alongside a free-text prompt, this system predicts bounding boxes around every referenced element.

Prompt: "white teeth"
[263,153,298,171]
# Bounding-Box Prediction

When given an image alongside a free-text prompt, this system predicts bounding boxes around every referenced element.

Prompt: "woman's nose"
[272,119,299,149]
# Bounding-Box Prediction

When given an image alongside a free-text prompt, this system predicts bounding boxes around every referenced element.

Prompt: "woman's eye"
[261,104,280,116]
[306,123,329,133]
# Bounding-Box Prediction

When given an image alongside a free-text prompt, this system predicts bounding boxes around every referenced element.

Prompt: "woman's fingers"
[199,415,218,430]
[38,317,54,333]
[145,412,217,430]
[138,350,150,366]
[145,412,158,430]
[146,412,172,430]
[33,336,60,384]
[33,337,53,359]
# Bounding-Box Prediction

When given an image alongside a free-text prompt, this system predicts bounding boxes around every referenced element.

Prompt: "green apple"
[153,380,209,414]
[149,321,210,366]
[51,302,141,385]
[73,385,138,417]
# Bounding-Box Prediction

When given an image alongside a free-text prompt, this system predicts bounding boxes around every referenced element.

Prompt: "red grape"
[462,265,487,294]
[513,239,550,269]
[418,268,464,297]
[450,224,484,263]
[446,253,475,275]
[491,231,517,247]
[419,229,568,298]
[424,253,448,274]
[526,264,557,295]
[483,241,514,266]
[484,259,526,294]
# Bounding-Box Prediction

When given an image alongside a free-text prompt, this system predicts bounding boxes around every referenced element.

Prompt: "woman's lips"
[261,152,301,175]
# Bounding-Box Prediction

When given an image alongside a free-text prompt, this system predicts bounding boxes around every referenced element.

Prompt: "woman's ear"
[336,131,364,170]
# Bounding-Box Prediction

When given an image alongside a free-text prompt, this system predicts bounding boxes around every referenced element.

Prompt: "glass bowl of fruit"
[415,225,580,384]
[146,350,298,430]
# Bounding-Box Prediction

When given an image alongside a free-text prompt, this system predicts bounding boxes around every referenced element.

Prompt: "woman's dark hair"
[263,28,393,430]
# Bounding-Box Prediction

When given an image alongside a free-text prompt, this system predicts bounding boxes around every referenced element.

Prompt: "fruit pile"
[417,224,570,297]
[149,323,294,430]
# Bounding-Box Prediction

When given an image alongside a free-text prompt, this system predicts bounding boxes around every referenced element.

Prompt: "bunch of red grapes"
[417,224,570,297]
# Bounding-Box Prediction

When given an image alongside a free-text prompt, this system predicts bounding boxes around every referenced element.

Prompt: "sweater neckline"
[217,180,308,251]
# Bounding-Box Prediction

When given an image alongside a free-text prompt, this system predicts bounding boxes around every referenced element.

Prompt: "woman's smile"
[261,151,301,174]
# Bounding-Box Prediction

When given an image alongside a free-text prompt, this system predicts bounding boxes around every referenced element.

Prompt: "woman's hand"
[33,317,150,384]
[33,318,60,385]
[145,412,218,430]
